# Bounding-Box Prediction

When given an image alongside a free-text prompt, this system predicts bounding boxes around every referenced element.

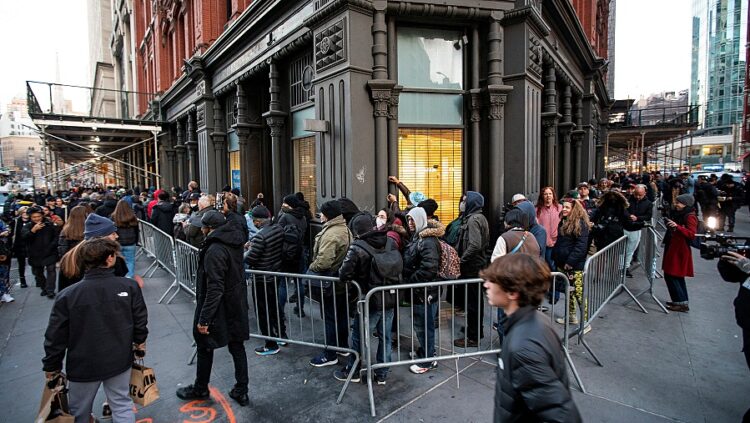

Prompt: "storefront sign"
[703,164,724,172]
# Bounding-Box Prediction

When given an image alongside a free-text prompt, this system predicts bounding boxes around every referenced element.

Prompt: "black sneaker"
[333,368,360,383]
[375,374,387,385]
[47,292,56,299]
[288,293,298,303]
[19,281,27,288]
[40,290,48,296]
[626,269,634,278]
[293,306,306,318]
[228,388,249,407]
[176,384,210,400]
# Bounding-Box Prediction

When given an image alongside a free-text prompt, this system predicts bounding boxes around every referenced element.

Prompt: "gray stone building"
[153,0,609,224]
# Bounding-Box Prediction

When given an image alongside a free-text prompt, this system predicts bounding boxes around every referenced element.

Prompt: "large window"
[293,136,317,214]
[397,27,464,221]
[398,128,462,222]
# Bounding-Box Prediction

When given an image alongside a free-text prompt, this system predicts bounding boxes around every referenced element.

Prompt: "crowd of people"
[0,167,742,422]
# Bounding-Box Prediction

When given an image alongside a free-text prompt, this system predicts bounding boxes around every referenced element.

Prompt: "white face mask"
[459,201,466,213]
[376,217,386,228]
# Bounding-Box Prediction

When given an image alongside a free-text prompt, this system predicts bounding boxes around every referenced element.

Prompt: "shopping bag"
[129,361,160,406]
[36,374,74,423]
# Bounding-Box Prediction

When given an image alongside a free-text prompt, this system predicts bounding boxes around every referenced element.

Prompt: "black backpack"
[356,240,403,287]
[281,223,303,265]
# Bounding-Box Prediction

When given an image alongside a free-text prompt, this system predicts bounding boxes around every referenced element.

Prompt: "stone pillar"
[211,99,227,193]
[165,147,176,189]
[234,82,264,202]
[559,84,574,192]
[263,60,287,209]
[174,120,186,188]
[367,1,393,205]
[541,63,560,188]
[186,112,198,184]
[468,26,482,192]
[386,16,400,195]
[572,95,585,184]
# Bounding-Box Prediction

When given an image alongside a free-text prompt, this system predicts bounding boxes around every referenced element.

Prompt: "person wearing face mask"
[245,206,286,356]
[376,208,407,252]
[177,210,250,407]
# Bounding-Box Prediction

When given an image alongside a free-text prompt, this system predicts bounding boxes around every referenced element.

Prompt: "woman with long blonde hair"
[552,199,591,329]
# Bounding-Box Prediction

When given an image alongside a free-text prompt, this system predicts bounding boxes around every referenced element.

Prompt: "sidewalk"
[0,216,748,422]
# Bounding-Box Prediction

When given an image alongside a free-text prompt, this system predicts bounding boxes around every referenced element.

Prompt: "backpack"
[437,239,461,280]
[444,217,462,247]
[281,223,303,265]
[356,240,403,286]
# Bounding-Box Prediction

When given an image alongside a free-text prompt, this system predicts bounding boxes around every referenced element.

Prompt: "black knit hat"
[251,205,271,219]
[283,194,301,209]
[338,198,359,223]
[201,210,226,228]
[350,212,374,237]
[417,199,439,217]
[320,200,342,220]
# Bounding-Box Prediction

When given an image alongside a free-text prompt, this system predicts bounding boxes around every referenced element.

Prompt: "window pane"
[398,128,462,222]
[229,151,240,190]
[399,93,463,125]
[294,136,317,214]
[398,27,463,90]
[227,130,239,152]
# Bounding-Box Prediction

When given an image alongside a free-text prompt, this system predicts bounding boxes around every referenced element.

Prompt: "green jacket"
[309,215,352,274]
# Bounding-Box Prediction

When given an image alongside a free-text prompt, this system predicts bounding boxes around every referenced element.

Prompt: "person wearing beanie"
[307,200,352,367]
[455,191,490,348]
[337,198,360,224]
[403,207,442,374]
[21,206,60,298]
[84,213,117,240]
[177,206,250,406]
[279,193,311,314]
[661,193,698,312]
[417,199,439,220]
[245,202,286,356]
[333,212,401,385]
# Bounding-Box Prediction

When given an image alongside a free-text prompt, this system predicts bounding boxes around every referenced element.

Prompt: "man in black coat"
[245,206,285,355]
[624,184,653,276]
[177,210,250,407]
[481,253,582,422]
[21,206,59,297]
[149,191,177,237]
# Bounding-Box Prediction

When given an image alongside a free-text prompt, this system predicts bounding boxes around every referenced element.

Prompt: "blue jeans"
[348,308,394,377]
[121,245,136,278]
[307,269,348,360]
[413,301,437,366]
[544,247,555,270]
[664,274,689,304]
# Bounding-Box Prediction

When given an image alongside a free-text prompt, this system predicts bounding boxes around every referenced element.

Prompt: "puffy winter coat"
[495,306,582,422]
[21,219,59,266]
[339,231,397,309]
[309,215,352,274]
[403,221,442,302]
[552,219,590,271]
[226,211,250,243]
[457,191,490,277]
[95,199,118,218]
[277,207,308,271]
[194,223,249,349]
[185,207,211,248]
[57,234,82,259]
[245,221,284,272]
[116,225,139,246]
[150,201,177,236]
[43,267,148,382]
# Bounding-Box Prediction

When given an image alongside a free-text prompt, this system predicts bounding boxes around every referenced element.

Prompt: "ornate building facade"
[123,0,610,225]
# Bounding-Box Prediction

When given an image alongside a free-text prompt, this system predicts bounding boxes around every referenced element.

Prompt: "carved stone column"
[174,120,186,188]
[186,112,198,184]
[559,84,574,191]
[572,95,585,184]
[263,60,287,209]
[211,99,227,193]
[541,63,560,188]
[165,147,176,190]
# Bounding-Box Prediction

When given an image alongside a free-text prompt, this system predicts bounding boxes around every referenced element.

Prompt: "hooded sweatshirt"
[515,200,547,258]
[407,207,428,234]
[457,191,490,276]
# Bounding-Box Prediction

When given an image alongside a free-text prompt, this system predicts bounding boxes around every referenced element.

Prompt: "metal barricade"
[629,226,668,313]
[168,239,200,303]
[135,221,178,303]
[138,220,157,273]
[361,274,583,416]
[580,236,647,366]
[245,270,363,404]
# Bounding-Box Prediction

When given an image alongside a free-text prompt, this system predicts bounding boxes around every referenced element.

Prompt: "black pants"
[15,255,27,283]
[465,280,485,341]
[195,341,248,394]
[253,280,286,348]
[32,263,56,293]
[321,291,349,360]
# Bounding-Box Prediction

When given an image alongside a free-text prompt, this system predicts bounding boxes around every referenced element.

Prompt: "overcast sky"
[0,0,691,109]
[614,0,692,99]
[0,0,89,110]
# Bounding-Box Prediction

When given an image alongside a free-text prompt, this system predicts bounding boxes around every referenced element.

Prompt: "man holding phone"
[21,206,59,298]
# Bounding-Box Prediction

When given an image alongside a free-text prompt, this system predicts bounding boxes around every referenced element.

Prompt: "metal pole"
[640,131,646,173]
[688,131,693,172]
[153,131,160,190]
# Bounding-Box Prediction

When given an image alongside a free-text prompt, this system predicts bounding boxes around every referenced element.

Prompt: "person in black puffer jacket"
[43,238,148,423]
[150,191,177,237]
[277,194,308,273]
[22,206,59,297]
[336,213,400,384]
[222,192,249,242]
[11,207,30,288]
[245,206,285,355]
[177,210,250,407]
[403,207,441,375]
[481,254,582,423]
[95,193,118,218]
[590,190,641,251]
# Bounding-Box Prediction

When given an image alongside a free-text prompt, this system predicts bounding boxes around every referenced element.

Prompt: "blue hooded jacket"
[514,200,547,258]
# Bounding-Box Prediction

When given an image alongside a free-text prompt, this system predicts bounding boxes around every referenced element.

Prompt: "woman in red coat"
[662,194,698,312]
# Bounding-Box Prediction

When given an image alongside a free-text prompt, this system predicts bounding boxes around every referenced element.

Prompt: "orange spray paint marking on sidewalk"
[179,400,217,423]
[209,386,237,423]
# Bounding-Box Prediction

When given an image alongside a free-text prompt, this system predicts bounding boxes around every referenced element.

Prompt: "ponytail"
[60,238,122,278]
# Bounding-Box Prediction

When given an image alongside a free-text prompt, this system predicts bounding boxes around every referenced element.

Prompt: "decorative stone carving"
[266,116,285,137]
[388,86,402,120]
[315,18,346,72]
[370,89,391,118]
[487,93,507,121]
[469,89,482,123]
[528,34,543,76]
[196,80,206,97]
[196,104,205,128]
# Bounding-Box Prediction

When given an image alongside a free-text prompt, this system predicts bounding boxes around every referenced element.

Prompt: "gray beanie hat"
[84,213,118,240]
[676,194,695,208]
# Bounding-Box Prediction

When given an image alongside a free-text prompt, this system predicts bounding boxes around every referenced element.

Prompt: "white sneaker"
[555,316,579,325]
[1,294,14,303]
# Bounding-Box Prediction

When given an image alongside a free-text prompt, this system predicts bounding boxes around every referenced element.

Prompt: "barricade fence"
[629,226,668,313]
[137,220,178,304]
[172,239,200,301]
[581,235,646,366]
